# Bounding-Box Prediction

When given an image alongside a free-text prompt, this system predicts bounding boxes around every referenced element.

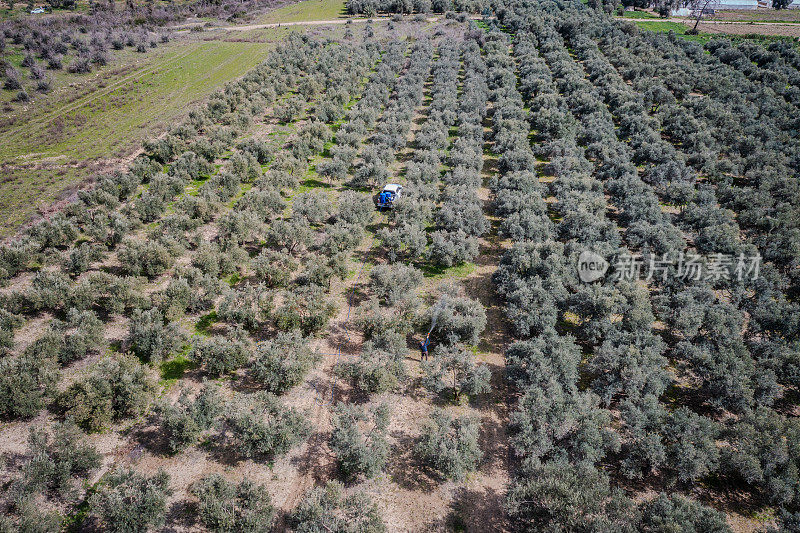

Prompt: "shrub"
[330,402,390,480]
[0,353,59,419]
[224,392,310,459]
[505,462,628,532]
[0,309,23,356]
[192,474,275,533]
[293,191,332,225]
[118,239,174,278]
[639,493,730,533]
[368,263,423,306]
[58,354,156,432]
[335,342,406,394]
[191,330,250,377]
[89,468,171,533]
[290,481,386,533]
[336,190,374,227]
[50,308,104,364]
[250,331,319,394]
[217,285,271,330]
[427,229,478,267]
[192,241,242,278]
[421,344,491,400]
[16,422,101,499]
[156,384,222,453]
[416,408,481,481]
[252,249,297,288]
[428,294,486,346]
[128,308,184,364]
[273,285,336,336]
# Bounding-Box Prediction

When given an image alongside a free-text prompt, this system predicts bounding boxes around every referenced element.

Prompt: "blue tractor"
[376,183,403,209]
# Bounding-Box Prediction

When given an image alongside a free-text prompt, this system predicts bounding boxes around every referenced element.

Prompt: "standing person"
[419,339,429,361]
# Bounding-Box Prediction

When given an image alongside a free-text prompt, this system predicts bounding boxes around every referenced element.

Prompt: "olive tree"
[368,264,423,306]
[273,285,337,336]
[252,249,297,288]
[639,493,730,533]
[118,238,174,278]
[192,474,275,533]
[128,308,184,364]
[249,331,319,394]
[191,329,251,377]
[428,294,487,346]
[0,309,22,357]
[224,392,310,459]
[290,481,386,533]
[0,353,60,419]
[217,285,272,330]
[335,342,406,394]
[15,422,101,500]
[329,402,390,480]
[58,354,156,432]
[415,408,481,481]
[156,385,222,453]
[421,344,491,401]
[89,468,171,533]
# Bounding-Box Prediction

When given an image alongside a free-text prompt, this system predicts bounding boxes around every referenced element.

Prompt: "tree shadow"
[387,431,438,492]
[132,418,173,458]
[476,402,509,475]
[204,427,247,467]
[449,486,509,533]
[162,499,198,532]
[289,427,335,487]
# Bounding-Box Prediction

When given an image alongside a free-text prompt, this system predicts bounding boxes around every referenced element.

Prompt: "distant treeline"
[345,0,487,15]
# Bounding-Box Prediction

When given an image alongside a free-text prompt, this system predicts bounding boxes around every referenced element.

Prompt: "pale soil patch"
[678,19,800,36]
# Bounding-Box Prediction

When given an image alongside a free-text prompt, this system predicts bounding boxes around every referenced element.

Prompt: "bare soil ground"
[694,21,800,36]
[671,17,800,36]
[711,9,800,23]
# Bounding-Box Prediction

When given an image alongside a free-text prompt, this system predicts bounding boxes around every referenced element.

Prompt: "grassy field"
[633,19,719,44]
[252,0,347,24]
[634,20,689,33]
[620,10,660,19]
[0,38,278,236]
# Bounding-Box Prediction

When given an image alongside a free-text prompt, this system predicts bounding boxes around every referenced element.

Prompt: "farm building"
[708,0,758,10]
